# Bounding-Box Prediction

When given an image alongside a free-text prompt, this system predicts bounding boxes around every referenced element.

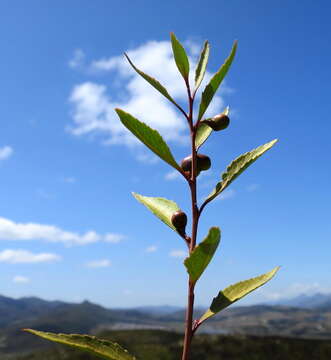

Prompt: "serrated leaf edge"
[115,108,181,171]
[205,139,278,204]
[199,266,280,324]
[23,329,136,360]
[195,41,210,90]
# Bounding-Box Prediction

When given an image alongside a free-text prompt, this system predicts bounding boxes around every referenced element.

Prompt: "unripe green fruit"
[204,113,230,131]
[180,154,211,174]
[171,210,187,235]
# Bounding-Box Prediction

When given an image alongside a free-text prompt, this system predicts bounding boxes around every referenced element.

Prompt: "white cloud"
[169,249,187,258]
[69,49,85,69]
[0,249,60,264]
[145,245,157,253]
[13,275,30,283]
[86,259,111,268]
[0,217,125,246]
[68,40,230,152]
[0,146,13,160]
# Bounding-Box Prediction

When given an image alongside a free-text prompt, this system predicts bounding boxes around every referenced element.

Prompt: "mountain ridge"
[2,293,331,356]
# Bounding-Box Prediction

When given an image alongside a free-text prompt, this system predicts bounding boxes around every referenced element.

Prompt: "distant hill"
[0,295,65,328]
[270,293,331,309]
[7,330,331,360]
[132,305,183,315]
[1,294,331,356]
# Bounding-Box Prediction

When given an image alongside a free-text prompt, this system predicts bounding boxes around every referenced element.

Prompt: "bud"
[171,210,187,235]
[204,113,230,131]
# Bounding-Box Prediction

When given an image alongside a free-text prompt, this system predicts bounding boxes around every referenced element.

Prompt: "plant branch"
[181,79,199,360]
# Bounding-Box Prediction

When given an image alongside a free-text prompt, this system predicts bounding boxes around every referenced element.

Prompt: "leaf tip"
[269,266,281,279]
[210,226,221,234]
[131,191,139,199]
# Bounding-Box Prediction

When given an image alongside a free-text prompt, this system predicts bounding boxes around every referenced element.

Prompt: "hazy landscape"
[2,293,331,359]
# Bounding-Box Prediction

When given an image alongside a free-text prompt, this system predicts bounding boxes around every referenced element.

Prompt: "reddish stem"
[181,78,199,360]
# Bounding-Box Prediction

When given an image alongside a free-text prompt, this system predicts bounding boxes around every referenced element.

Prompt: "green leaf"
[199,266,280,324]
[170,32,190,80]
[195,41,210,90]
[195,107,229,149]
[132,193,180,232]
[115,109,181,171]
[23,329,136,360]
[184,227,220,283]
[124,53,180,109]
[205,139,278,204]
[197,41,237,121]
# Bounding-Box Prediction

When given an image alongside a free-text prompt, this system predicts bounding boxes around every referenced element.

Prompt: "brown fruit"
[171,210,187,235]
[181,156,193,172]
[197,153,211,171]
[204,113,230,131]
[180,154,211,174]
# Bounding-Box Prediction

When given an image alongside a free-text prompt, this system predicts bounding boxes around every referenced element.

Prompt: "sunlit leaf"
[184,227,220,283]
[124,53,181,110]
[204,139,277,204]
[199,267,280,324]
[170,32,190,80]
[197,41,237,121]
[115,109,181,171]
[195,41,210,90]
[23,329,136,360]
[195,107,229,149]
[132,193,181,232]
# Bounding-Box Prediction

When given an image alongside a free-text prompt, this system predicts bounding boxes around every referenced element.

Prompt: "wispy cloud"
[0,217,125,246]
[86,259,111,268]
[68,40,230,154]
[69,49,85,69]
[36,188,55,200]
[259,282,331,301]
[164,170,182,181]
[62,177,76,184]
[169,249,186,258]
[218,188,236,201]
[246,183,259,192]
[0,146,13,160]
[145,245,157,253]
[0,249,61,264]
[136,152,159,164]
[104,233,125,243]
[13,275,30,283]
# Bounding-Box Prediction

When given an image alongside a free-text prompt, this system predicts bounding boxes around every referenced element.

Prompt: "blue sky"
[0,0,330,308]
